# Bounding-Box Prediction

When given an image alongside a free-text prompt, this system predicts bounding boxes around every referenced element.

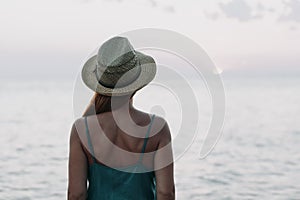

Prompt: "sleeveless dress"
[84,114,157,200]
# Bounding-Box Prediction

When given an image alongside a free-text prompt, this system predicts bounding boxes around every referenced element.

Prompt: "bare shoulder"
[133,109,170,137]
[72,117,85,131]
[151,115,172,146]
[70,117,87,140]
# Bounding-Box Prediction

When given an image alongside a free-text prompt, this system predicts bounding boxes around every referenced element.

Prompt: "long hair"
[82,92,136,117]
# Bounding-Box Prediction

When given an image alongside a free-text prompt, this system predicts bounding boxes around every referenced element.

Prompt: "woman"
[68,36,175,200]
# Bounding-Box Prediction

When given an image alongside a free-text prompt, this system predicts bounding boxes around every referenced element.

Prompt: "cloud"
[279,0,300,22]
[256,3,265,12]
[77,0,175,13]
[163,5,175,13]
[290,25,298,30]
[204,12,220,20]
[219,0,252,21]
[149,0,157,7]
[219,0,262,21]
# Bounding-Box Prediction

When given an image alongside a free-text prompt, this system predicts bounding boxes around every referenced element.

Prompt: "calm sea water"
[0,75,300,199]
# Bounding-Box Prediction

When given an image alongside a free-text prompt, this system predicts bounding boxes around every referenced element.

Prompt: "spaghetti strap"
[84,116,96,163]
[138,114,155,163]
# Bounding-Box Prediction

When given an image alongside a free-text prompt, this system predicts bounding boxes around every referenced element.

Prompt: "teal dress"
[84,114,157,200]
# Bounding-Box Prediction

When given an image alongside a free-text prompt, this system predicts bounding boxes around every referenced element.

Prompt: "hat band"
[95,61,142,88]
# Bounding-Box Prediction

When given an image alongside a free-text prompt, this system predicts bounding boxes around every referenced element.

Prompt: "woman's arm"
[154,121,175,200]
[67,121,88,200]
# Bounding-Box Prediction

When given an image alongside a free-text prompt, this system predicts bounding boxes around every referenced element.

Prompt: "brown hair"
[82,92,136,117]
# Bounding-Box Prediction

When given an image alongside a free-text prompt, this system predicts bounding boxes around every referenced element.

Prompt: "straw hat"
[81,36,156,96]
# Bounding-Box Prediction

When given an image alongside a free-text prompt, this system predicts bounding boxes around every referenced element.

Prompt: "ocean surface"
[0,74,300,199]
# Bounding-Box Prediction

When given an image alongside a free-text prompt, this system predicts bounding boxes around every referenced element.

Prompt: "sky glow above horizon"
[0,0,299,79]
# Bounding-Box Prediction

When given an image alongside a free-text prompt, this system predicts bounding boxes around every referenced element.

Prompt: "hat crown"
[97,36,136,67]
[95,36,141,88]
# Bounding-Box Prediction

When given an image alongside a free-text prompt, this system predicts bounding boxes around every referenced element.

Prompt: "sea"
[0,72,300,199]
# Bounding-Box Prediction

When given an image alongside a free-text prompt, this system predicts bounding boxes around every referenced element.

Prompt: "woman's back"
[79,109,162,169]
[82,112,157,200]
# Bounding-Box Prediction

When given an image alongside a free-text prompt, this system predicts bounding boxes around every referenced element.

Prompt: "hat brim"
[81,51,156,96]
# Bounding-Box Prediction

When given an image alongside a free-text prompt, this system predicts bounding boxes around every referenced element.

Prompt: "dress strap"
[84,117,96,163]
[138,114,155,163]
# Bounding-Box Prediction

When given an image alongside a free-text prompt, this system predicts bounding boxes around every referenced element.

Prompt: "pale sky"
[1,0,299,79]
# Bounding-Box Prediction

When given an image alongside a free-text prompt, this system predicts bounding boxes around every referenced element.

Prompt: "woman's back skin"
[68,102,175,200]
